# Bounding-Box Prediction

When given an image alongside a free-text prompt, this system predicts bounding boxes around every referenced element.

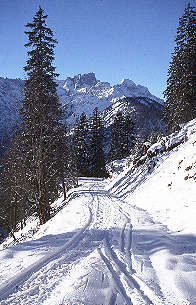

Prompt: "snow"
[0,73,163,137]
[147,142,164,156]
[109,119,196,234]
[0,119,196,304]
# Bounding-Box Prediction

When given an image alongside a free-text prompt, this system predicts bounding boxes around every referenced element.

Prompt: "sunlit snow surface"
[0,120,195,305]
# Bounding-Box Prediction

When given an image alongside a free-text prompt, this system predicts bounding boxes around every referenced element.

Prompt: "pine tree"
[108,112,124,161]
[164,3,196,133]
[54,124,75,201]
[73,112,90,176]
[108,112,135,161]
[88,108,107,177]
[122,113,135,156]
[0,7,69,228]
[20,6,69,224]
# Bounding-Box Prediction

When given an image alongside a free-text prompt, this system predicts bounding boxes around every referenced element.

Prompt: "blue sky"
[0,0,194,98]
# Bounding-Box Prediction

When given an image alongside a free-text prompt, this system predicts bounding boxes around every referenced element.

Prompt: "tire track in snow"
[0,207,93,302]
[91,187,153,304]
[101,193,134,272]
[120,223,126,252]
[0,179,166,305]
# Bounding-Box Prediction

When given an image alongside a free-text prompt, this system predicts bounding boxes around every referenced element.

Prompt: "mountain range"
[0,72,164,141]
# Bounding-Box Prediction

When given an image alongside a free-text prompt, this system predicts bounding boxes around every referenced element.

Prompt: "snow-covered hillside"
[108,118,196,235]
[0,119,195,305]
[0,73,164,139]
[102,96,164,137]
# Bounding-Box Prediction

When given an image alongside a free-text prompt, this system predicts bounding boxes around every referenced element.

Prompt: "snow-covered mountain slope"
[58,73,163,125]
[0,77,23,139]
[102,96,164,138]
[0,73,164,139]
[0,119,195,305]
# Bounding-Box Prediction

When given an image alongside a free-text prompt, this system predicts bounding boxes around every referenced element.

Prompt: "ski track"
[0,206,93,303]
[0,178,184,305]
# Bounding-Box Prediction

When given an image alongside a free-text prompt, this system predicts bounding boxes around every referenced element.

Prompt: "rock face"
[0,72,164,141]
[63,72,98,92]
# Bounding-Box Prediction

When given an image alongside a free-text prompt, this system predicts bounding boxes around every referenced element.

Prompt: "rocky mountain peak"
[120,78,136,87]
[0,73,164,140]
[63,72,98,92]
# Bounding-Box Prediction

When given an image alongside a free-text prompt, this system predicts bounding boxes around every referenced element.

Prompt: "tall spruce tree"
[88,108,107,177]
[21,6,68,224]
[108,112,135,161]
[73,112,90,176]
[164,3,196,132]
[0,7,68,228]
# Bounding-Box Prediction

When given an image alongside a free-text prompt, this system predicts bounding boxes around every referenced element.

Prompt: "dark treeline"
[164,3,196,132]
[72,108,136,178]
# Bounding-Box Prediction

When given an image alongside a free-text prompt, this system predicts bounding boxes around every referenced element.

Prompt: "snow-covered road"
[0,178,195,305]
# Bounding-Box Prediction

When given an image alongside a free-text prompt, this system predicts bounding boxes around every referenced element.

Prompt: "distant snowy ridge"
[58,72,163,125]
[60,73,162,104]
[0,73,164,139]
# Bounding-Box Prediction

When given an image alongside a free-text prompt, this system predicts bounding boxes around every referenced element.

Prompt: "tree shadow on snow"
[3,225,196,265]
[1,224,196,303]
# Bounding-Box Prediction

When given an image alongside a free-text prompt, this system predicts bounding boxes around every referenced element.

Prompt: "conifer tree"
[20,6,68,224]
[0,7,69,228]
[54,124,75,201]
[108,112,135,161]
[164,3,196,132]
[108,112,124,161]
[122,113,135,156]
[73,112,90,176]
[88,108,107,177]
